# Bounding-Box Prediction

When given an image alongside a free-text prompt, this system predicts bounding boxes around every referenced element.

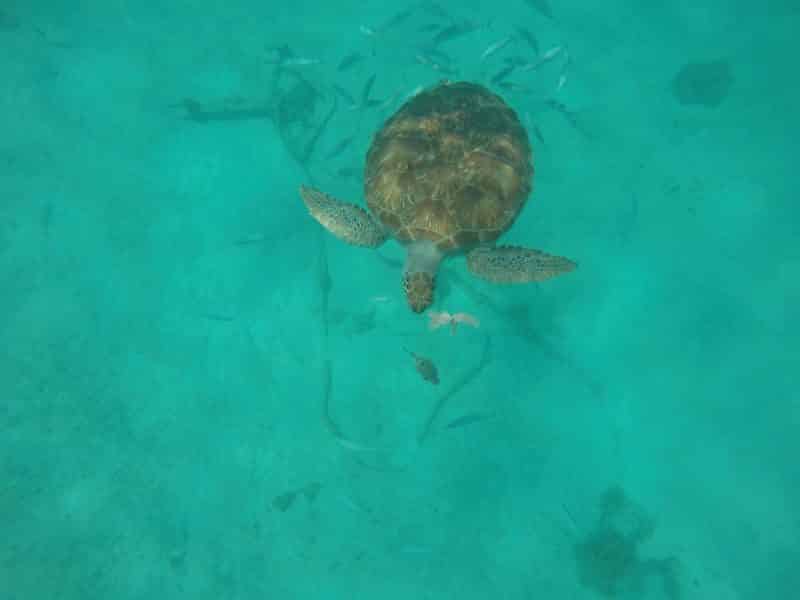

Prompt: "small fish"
[379,7,415,32]
[431,23,462,45]
[555,72,567,93]
[545,99,588,138]
[337,52,364,72]
[359,24,377,37]
[555,49,571,92]
[325,136,355,159]
[374,92,399,111]
[420,1,450,19]
[333,84,357,108]
[432,21,478,45]
[265,43,294,65]
[406,85,425,100]
[524,0,554,19]
[419,23,443,33]
[541,45,564,61]
[415,53,458,75]
[518,45,563,72]
[545,99,568,117]
[422,46,454,64]
[405,84,425,99]
[299,93,338,164]
[361,74,376,105]
[235,233,268,246]
[523,111,545,146]
[481,35,514,61]
[334,166,360,179]
[504,54,530,66]
[404,347,439,385]
[515,26,540,55]
[272,490,297,512]
[533,124,546,146]
[344,75,381,112]
[498,81,533,94]
[271,482,323,512]
[490,64,517,85]
[282,57,322,67]
[445,412,496,430]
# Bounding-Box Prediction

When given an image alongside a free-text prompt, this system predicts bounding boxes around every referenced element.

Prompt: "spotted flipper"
[466,245,577,284]
[299,185,387,248]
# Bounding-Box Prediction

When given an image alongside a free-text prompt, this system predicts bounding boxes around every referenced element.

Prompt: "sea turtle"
[299,80,576,312]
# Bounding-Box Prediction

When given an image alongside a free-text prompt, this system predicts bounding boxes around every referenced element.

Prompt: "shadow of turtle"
[573,485,682,599]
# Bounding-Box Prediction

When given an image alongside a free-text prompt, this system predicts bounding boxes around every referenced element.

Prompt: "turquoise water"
[1,1,797,598]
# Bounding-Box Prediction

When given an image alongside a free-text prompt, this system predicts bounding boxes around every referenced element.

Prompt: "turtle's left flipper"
[300,185,387,248]
[466,245,577,283]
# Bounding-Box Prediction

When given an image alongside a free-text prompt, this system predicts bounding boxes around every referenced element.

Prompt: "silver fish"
[378,7,415,32]
[481,35,514,61]
[555,49,571,92]
[361,74,376,104]
[490,63,517,84]
[445,412,496,429]
[420,1,450,19]
[337,52,364,72]
[533,124,545,145]
[497,80,533,94]
[334,166,360,179]
[514,26,540,55]
[415,53,457,75]
[524,0,553,19]
[518,44,563,72]
[265,43,294,65]
[432,20,479,45]
[325,136,355,159]
[545,99,590,139]
[333,84,357,108]
[419,23,443,33]
[283,57,322,67]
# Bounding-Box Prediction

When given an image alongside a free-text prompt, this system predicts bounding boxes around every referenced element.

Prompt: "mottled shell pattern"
[364,81,533,254]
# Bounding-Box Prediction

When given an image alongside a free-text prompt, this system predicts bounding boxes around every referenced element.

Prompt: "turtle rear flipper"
[466,245,576,284]
[299,185,387,248]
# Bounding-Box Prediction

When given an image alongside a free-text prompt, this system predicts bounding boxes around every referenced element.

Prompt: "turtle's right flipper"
[299,185,387,248]
[466,245,577,283]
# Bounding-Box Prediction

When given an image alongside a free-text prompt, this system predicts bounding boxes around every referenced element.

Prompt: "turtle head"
[402,241,443,313]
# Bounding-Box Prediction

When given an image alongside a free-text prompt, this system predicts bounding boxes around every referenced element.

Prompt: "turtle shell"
[364,81,533,253]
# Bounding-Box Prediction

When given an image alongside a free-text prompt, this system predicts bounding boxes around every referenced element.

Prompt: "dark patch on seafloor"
[672,59,733,108]
[573,485,682,598]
